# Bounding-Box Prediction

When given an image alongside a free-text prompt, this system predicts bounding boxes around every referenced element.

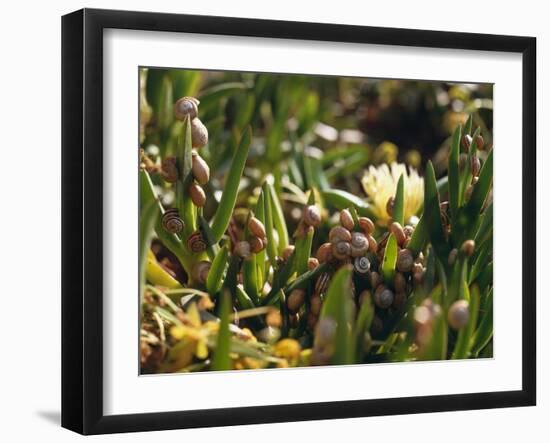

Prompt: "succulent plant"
[139,69,493,373]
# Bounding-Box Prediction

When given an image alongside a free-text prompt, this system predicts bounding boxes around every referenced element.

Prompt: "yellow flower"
[361,162,424,226]
[170,303,210,361]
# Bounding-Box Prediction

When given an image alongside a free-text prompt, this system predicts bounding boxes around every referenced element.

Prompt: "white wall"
[0,0,546,440]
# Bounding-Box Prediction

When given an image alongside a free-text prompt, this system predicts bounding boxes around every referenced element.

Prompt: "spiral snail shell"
[191,118,209,148]
[358,217,375,235]
[174,96,200,120]
[249,236,265,254]
[329,226,352,244]
[386,196,395,217]
[316,243,333,263]
[353,256,371,275]
[332,240,351,260]
[248,216,267,239]
[374,285,394,309]
[161,208,184,234]
[191,260,211,285]
[303,205,321,227]
[389,222,407,246]
[187,230,207,253]
[396,248,414,273]
[350,232,369,257]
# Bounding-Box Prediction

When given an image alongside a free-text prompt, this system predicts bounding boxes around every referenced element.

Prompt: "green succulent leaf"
[393,174,405,226]
[211,291,232,371]
[206,245,229,295]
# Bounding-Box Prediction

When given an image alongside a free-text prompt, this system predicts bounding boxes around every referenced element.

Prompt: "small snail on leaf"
[161,208,184,234]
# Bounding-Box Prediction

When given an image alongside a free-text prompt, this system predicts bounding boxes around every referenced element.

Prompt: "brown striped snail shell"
[367,234,378,254]
[353,256,371,275]
[174,96,200,120]
[316,242,333,263]
[249,236,265,254]
[161,208,184,234]
[160,156,178,183]
[191,151,210,185]
[461,134,473,152]
[389,222,407,246]
[332,240,351,260]
[187,230,207,253]
[386,196,395,217]
[191,118,209,148]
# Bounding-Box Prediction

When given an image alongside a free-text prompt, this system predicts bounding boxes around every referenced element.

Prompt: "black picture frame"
[62,8,537,435]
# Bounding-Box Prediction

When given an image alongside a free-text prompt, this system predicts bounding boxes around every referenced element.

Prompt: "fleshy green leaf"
[206,246,229,295]
[393,174,405,225]
[211,292,232,371]
[382,233,398,284]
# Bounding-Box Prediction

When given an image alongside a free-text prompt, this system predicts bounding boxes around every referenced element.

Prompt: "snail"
[316,243,333,263]
[282,245,295,261]
[367,234,378,254]
[397,248,414,273]
[174,96,199,120]
[160,156,178,183]
[358,216,375,235]
[353,256,371,275]
[448,248,459,266]
[475,134,485,150]
[389,222,407,246]
[191,118,209,148]
[161,208,184,234]
[461,134,473,152]
[374,285,394,309]
[332,240,351,260]
[369,271,381,289]
[303,205,321,227]
[234,241,251,259]
[403,225,415,238]
[287,289,306,313]
[350,232,369,257]
[187,230,207,253]
[188,182,206,207]
[249,236,265,254]
[248,216,266,239]
[329,226,352,244]
[310,295,322,316]
[461,239,475,257]
[191,151,210,185]
[448,300,470,329]
[191,260,211,285]
[308,257,320,270]
[471,155,481,177]
[394,272,407,293]
[339,209,355,231]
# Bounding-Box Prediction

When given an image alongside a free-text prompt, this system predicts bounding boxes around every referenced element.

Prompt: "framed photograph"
[61,8,536,435]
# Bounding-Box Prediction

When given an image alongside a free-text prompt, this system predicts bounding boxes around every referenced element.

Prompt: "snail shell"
[191,118,209,148]
[191,260,211,284]
[350,232,369,257]
[329,226,352,244]
[188,183,206,207]
[461,134,473,152]
[394,272,407,293]
[367,234,378,254]
[389,222,407,246]
[316,243,333,263]
[187,231,207,253]
[475,134,485,150]
[161,156,178,183]
[249,236,265,254]
[248,216,266,239]
[448,300,470,329]
[287,289,306,313]
[303,205,321,227]
[461,239,475,257]
[332,240,351,260]
[369,271,381,289]
[353,256,371,275]
[307,257,320,270]
[358,217,375,235]
[161,208,184,234]
[339,209,355,231]
[386,196,395,217]
[282,245,295,261]
[234,241,251,259]
[397,249,414,273]
[191,151,210,185]
[471,155,481,177]
[174,96,199,120]
[374,285,394,309]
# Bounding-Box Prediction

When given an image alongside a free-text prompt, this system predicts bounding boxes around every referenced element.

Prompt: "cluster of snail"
[158,97,211,252]
[234,216,268,259]
[461,132,486,202]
